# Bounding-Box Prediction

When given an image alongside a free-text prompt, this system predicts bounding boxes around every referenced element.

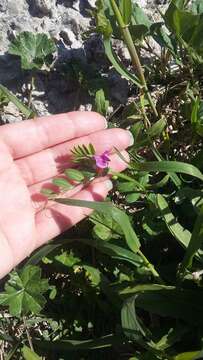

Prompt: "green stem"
[109,0,159,120]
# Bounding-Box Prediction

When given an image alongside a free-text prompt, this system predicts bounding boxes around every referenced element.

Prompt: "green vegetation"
[1,0,203,359]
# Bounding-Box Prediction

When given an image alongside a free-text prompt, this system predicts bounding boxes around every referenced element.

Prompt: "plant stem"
[23,316,34,352]
[109,0,159,120]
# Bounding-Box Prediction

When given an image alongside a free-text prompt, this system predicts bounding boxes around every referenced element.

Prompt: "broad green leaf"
[64,168,85,182]
[157,194,203,263]
[133,160,203,181]
[146,117,167,138]
[117,181,137,193]
[156,194,203,258]
[165,2,203,57]
[40,188,56,197]
[126,193,140,203]
[151,147,182,188]
[119,0,132,25]
[103,38,141,87]
[173,350,203,360]
[94,88,109,116]
[83,265,101,287]
[0,84,35,118]
[95,0,113,38]
[121,296,155,350]
[133,287,203,325]
[130,24,149,42]
[181,205,203,271]
[55,250,80,268]
[22,346,42,360]
[8,32,56,70]
[0,265,49,317]
[55,199,141,253]
[121,296,148,343]
[93,223,113,240]
[74,237,143,267]
[151,22,178,59]
[152,326,188,351]
[119,283,174,296]
[91,211,122,240]
[131,3,152,29]
[35,334,124,351]
[52,177,73,190]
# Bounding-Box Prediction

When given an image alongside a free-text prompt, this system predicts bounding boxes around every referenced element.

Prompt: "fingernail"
[105,180,113,191]
[127,130,134,146]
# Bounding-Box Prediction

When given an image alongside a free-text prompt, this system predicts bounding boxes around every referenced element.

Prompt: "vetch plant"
[2,1,203,359]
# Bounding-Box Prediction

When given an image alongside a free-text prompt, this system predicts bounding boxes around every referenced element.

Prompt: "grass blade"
[55,198,140,253]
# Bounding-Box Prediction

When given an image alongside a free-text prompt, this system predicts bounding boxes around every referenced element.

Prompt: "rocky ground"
[0,0,168,123]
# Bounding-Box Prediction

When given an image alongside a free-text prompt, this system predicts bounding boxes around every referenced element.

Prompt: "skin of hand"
[0,111,133,279]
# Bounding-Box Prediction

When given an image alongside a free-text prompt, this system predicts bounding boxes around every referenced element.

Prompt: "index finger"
[0,112,107,159]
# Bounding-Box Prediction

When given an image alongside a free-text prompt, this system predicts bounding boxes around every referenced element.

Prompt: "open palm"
[0,112,132,279]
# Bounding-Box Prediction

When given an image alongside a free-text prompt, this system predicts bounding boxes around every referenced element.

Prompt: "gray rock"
[29,0,55,16]
[0,0,7,12]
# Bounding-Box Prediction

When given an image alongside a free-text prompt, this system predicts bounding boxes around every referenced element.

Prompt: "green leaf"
[126,193,140,203]
[22,346,42,360]
[83,265,101,287]
[55,199,141,253]
[157,194,203,263]
[40,188,56,197]
[119,283,174,296]
[64,168,85,182]
[0,265,49,317]
[52,178,73,190]
[133,286,203,325]
[181,205,203,271]
[133,160,203,181]
[129,4,152,42]
[119,0,132,25]
[35,334,124,352]
[103,38,141,87]
[55,250,80,268]
[75,237,143,267]
[0,84,35,118]
[8,32,56,70]
[164,2,203,58]
[157,195,191,247]
[25,238,77,266]
[173,350,203,360]
[146,117,167,138]
[121,296,146,342]
[0,87,9,106]
[95,0,113,38]
[94,88,109,116]
[93,223,112,240]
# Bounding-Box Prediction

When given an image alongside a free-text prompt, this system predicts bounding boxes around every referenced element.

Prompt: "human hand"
[0,112,133,279]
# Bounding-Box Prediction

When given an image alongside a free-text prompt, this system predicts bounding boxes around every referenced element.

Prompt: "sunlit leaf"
[8,32,56,70]
[22,346,42,360]
[0,266,49,317]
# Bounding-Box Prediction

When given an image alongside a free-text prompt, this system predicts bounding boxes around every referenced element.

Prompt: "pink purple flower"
[93,150,110,169]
